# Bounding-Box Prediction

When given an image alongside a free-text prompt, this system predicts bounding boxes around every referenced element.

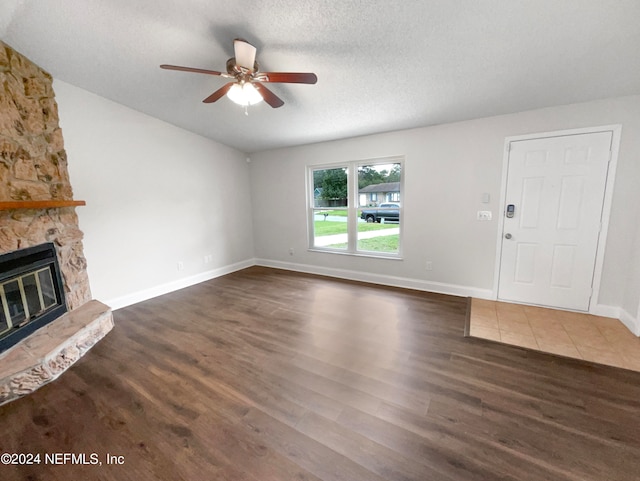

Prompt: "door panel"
[550,245,575,288]
[498,131,612,311]
[557,176,584,229]
[520,177,544,228]
[514,243,537,283]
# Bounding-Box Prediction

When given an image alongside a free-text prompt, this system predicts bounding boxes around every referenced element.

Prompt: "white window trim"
[307,156,404,259]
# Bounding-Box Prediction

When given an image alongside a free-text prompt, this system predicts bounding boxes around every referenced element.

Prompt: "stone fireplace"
[0,41,113,405]
[0,243,67,353]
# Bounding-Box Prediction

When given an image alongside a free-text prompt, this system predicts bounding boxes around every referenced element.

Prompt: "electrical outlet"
[477,210,492,221]
[289,247,294,256]
[177,261,184,271]
[425,261,433,271]
[204,254,213,264]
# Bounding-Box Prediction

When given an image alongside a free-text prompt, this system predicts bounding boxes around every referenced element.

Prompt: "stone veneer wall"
[0,41,91,309]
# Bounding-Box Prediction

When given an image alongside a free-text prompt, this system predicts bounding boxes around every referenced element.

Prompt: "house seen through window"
[309,158,402,256]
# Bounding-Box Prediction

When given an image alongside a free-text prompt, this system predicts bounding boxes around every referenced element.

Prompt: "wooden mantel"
[0,200,86,210]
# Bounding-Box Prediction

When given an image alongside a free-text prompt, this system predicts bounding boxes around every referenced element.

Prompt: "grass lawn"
[331,235,399,252]
[316,210,374,217]
[314,220,397,236]
[316,210,347,217]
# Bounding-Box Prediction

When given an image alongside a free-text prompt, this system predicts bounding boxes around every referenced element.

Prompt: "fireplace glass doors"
[0,243,67,353]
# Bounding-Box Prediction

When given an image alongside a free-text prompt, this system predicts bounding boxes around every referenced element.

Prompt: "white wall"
[55,80,255,309]
[52,80,640,328]
[250,95,640,324]
[622,205,640,328]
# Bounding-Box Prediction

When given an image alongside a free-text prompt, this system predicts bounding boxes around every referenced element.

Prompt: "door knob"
[505,233,512,239]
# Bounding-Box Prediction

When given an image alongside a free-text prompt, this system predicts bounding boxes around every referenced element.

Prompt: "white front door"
[498,131,612,311]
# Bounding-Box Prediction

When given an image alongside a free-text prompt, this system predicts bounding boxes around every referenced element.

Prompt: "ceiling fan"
[160,38,317,109]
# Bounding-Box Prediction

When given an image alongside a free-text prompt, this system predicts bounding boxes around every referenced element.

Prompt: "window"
[310,166,348,251]
[309,157,403,257]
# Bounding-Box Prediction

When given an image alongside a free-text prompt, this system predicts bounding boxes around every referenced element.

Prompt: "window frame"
[307,156,404,259]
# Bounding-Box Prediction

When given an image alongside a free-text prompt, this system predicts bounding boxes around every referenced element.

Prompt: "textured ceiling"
[2,0,640,153]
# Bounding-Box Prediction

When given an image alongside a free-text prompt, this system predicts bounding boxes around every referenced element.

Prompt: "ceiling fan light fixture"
[227,82,263,106]
[161,38,316,109]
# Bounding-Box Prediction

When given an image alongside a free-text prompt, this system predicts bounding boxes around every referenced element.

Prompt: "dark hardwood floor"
[2,266,640,480]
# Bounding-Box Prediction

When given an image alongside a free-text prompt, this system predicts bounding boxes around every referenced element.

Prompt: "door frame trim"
[492,125,622,313]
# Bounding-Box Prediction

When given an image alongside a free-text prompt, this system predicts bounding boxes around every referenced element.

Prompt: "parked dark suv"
[360,203,400,223]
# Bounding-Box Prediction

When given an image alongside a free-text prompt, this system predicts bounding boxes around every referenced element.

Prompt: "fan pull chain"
[244,106,249,116]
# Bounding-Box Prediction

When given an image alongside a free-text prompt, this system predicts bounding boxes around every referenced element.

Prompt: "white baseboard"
[255,258,493,299]
[104,257,640,338]
[105,259,256,310]
[619,308,640,337]
[590,303,621,319]
[592,304,640,337]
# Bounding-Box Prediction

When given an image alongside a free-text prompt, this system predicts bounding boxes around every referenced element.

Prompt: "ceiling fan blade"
[203,82,235,103]
[253,83,284,108]
[160,64,226,76]
[259,72,318,84]
[234,39,257,71]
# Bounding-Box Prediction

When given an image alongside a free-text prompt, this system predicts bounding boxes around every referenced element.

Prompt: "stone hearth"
[0,300,113,406]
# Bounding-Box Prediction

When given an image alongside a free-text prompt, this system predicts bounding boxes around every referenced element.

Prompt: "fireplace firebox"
[0,243,67,354]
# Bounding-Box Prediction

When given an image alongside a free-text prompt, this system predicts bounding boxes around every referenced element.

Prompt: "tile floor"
[469,298,640,372]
